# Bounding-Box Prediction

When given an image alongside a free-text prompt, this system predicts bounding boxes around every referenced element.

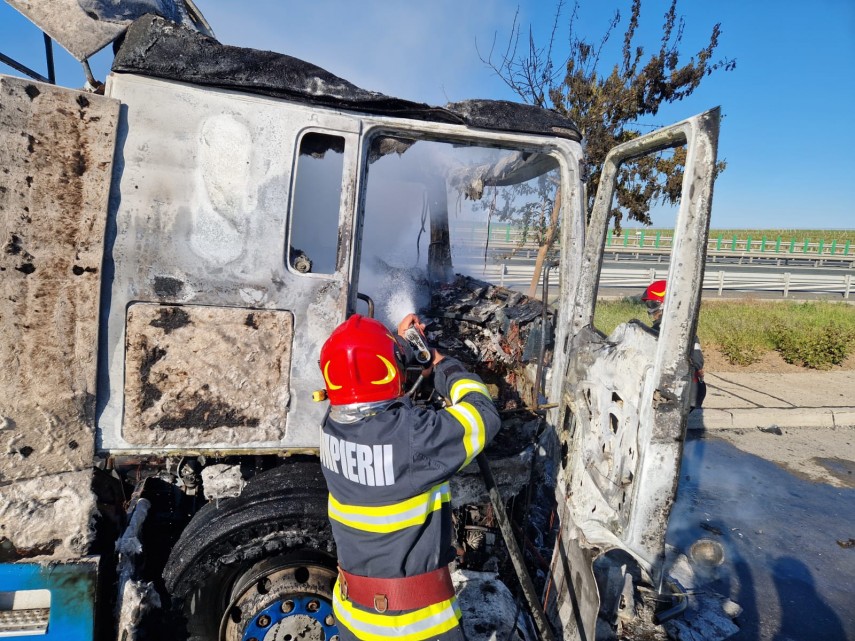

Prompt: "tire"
[163,459,336,641]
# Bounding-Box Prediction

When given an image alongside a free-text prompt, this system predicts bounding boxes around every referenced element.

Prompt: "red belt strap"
[338,565,455,613]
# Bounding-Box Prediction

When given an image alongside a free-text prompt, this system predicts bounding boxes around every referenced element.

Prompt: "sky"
[1,0,853,230]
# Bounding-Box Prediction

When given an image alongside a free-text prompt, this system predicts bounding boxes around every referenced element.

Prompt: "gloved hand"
[396,314,443,376]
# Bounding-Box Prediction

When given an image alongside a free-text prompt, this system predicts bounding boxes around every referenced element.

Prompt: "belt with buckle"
[338,565,455,613]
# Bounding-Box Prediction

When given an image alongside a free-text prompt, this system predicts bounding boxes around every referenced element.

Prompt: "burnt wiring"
[414,189,429,266]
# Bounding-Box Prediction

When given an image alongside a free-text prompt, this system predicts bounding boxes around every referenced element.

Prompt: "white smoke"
[358,260,430,329]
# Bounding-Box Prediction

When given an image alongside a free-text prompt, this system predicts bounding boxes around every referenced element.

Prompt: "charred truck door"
[99,73,360,454]
[548,108,720,640]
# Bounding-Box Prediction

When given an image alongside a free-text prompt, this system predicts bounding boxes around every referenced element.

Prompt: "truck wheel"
[218,551,338,641]
[163,459,337,641]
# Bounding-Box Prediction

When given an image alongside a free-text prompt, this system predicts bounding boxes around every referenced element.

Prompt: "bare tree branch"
[482,0,735,231]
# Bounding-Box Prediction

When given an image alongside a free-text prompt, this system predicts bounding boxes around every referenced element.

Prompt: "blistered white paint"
[0,471,97,561]
[202,463,247,499]
[122,305,292,447]
[191,115,254,264]
[239,287,268,305]
[0,77,118,488]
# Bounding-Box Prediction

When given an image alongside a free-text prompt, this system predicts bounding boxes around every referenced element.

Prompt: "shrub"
[772,321,855,369]
[709,316,769,366]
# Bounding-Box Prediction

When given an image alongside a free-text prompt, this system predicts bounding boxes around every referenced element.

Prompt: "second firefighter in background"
[642,279,706,409]
[318,312,501,641]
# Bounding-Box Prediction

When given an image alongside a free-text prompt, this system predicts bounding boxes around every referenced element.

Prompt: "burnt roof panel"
[112,16,580,140]
[445,99,581,141]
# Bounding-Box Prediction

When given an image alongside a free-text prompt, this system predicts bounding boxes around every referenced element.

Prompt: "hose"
[477,453,556,641]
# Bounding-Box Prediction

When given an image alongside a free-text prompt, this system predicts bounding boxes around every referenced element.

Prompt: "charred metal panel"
[6,0,211,62]
[562,323,659,531]
[550,109,719,640]
[100,73,584,455]
[0,470,98,561]
[7,0,125,61]
[0,76,118,483]
[113,16,580,139]
[122,304,292,447]
[99,73,358,453]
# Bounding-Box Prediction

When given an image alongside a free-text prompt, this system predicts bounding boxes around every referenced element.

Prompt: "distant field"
[708,229,855,242]
[619,229,855,243]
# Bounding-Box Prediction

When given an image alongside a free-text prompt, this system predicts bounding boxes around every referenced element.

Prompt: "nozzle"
[403,326,432,366]
[312,389,328,402]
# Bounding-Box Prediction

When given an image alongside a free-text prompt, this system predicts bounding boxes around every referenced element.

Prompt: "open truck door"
[548,108,720,640]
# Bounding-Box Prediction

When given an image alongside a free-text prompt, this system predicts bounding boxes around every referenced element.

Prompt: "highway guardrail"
[458,262,854,299]
[453,223,855,263]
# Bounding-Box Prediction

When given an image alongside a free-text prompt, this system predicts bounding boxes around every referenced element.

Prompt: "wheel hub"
[220,558,339,641]
[243,597,332,641]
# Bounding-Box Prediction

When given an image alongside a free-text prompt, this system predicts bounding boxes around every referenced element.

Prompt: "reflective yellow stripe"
[333,580,462,641]
[444,402,485,469]
[449,378,490,404]
[328,483,451,533]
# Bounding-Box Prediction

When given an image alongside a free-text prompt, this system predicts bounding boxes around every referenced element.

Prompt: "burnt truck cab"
[0,12,718,641]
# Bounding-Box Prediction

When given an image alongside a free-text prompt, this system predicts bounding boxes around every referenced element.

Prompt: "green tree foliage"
[480,0,735,229]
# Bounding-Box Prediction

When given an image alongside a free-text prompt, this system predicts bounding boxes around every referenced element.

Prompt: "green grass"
[594,299,855,369]
[593,298,650,337]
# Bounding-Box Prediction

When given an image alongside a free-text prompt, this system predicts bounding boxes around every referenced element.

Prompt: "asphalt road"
[456,246,854,302]
[666,429,855,641]
[469,243,855,271]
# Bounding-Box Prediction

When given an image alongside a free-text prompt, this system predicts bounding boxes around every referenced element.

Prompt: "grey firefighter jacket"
[319,357,501,639]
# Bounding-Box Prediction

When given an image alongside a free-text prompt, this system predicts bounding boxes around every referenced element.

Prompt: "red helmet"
[642,279,667,303]
[319,314,403,405]
[642,279,666,317]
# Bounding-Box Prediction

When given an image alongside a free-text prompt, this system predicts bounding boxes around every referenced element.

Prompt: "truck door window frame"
[288,130,347,277]
[353,126,573,318]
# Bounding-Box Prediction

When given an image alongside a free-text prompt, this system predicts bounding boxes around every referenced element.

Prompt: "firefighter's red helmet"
[642,280,667,303]
[642,279,666,316]
[319,314,403,406]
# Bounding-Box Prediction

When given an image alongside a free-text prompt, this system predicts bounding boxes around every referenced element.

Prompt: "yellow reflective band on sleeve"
[444,402,486,470]
[449,378,491,404]
[333,579,462,641]
[328,483,451,534]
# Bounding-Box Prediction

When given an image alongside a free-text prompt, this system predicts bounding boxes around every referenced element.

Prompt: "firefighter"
[318,312,501,641]
[642,280,707,409]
